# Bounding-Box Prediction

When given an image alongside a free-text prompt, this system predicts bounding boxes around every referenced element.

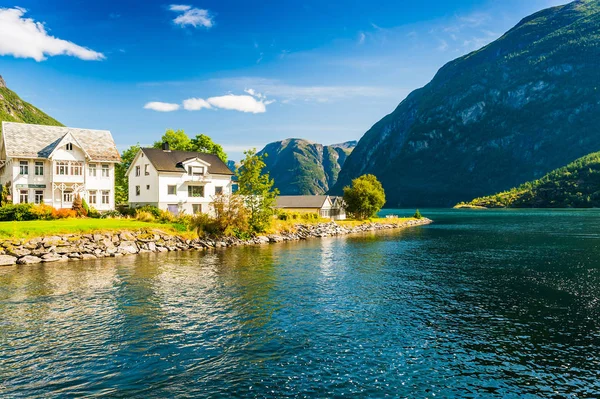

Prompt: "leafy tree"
[189,134,227,163]
[153,129,190,150]
[210,193,251,238]
[343,174,386,220]
[114,144,140,204]
[153,129,228,162]
[236,149,279,233]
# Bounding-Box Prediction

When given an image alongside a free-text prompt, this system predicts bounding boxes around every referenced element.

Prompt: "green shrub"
[99,210,123,219]
[135,205,161,218]
[413,209,423,219]
[190,213,220,238]
[0,204,36,221]
[88,207,101,218]
[158,210,176,223]
[82,198,90,215]
[135,211,155,223]
[300,212,319,221]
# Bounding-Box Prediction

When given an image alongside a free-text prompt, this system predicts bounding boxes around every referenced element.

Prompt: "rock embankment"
[0,218,432,266]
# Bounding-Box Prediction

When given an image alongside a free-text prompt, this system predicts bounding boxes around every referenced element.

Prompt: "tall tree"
[153,129,190,151]
[189,134,227,163]
[236,149,279,233]
[153,129,228,162]
[114,144,140,204]
[343,174,386,220]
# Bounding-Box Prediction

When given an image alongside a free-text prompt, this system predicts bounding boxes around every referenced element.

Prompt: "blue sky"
[0,0,568,160]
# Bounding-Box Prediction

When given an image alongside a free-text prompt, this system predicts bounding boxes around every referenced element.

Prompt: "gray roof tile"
[1,122,121,162]
[275,195,330,208]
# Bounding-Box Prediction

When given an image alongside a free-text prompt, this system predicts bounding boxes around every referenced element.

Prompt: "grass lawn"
[0,218,187,240]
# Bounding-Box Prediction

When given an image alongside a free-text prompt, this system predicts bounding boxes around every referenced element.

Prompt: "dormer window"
[66,143,73,151]
[188,166,205,176]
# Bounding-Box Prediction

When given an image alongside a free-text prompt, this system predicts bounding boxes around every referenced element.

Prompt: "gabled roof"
[1,122,121,162]
[140,148,233,175]
[275,195,331,209]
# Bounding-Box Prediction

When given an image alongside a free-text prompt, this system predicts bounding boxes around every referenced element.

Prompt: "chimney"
[162,142,170,151]
[0,76,5,89]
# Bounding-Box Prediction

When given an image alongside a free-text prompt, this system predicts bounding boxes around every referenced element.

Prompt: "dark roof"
[275,195,330,209]
[141,148,233,175]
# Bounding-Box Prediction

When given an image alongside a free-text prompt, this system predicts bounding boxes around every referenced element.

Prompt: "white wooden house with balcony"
[0,122,121,210]
[127,143,234,215]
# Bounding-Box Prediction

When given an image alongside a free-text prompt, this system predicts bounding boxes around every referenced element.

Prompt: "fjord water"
[1,210,600,398]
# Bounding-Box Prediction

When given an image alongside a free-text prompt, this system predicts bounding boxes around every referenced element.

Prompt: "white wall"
[128,151,160,205]
[127,151,233,215]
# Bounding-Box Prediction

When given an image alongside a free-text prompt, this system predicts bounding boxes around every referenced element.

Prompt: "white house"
[0,122,121,210]
[127,144,234,215]
[274,195,347,220]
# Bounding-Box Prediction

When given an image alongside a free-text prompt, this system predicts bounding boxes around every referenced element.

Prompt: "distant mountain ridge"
[258,138,357,195]
[0,75,63,127]
[459,151,600,208]
[333,0,600,207]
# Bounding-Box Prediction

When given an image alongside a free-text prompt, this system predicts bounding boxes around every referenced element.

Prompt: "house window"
[89,164,97,177]
[188,166,205,176]
[215,186,223,195]
[168,185,177,195]
[102,164,109,177]
[34,190,43,204]
[19,161,28,175]
[71,163,82,176]
[89,190,97,204]
[146,185,150,190]
[66,143,73,151]
[144,164,149,175]
[192,204,202,214]
[135,186,140,196]
[63,190,73,203]
[135,165,140,177]
[34,161,44,176]
[188,185,204,197]
[56,161,68,175]
[102,191,110,204]
[19,190,28,204]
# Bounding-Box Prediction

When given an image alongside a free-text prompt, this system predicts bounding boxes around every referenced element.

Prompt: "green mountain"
[333,0,600,207]
[459,151,600,208]
[258,138,357,195]
[0,76,62,126]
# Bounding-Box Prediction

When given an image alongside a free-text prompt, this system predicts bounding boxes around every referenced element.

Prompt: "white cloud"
[0,7,104,62]
[144,102,180,112]
[182,92,272,114]
[169,4,191,12]
[244,88,266,99]
[206,94,267,113]
[170,5,214,28]
[183,97,212,111]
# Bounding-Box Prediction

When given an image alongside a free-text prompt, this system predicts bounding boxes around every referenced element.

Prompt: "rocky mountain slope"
[0,76,62,127]
[258,138,357,195]
[459,151,600,208]
[332,0,600,207]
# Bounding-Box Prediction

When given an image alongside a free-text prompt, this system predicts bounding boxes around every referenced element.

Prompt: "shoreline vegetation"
[455,152,600,209]
[0,216,432,266]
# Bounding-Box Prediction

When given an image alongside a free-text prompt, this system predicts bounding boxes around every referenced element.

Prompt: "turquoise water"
[1,209,600,398]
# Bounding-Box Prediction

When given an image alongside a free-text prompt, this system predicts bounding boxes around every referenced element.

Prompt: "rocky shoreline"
[0,218,432,266]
